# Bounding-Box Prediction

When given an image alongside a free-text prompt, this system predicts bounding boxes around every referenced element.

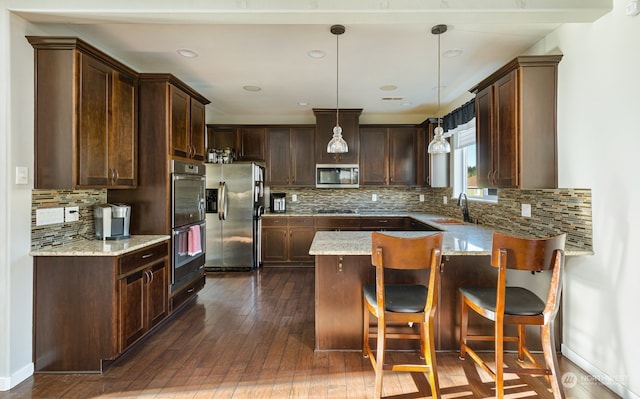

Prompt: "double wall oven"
[171,160,206,292]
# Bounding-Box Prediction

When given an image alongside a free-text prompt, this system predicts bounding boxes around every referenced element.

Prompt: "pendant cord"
[335,32,340,129]
[437,31,441,129]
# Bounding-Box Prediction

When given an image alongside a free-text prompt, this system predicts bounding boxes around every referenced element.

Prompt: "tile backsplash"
[31,186,592,252]
[268,186,593,251]
[31,189,106,250]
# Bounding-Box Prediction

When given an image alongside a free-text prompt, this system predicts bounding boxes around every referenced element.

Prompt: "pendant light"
[327,24,348,154]
[427,24,451,154]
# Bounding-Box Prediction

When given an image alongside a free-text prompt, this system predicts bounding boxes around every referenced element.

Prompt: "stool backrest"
[491,232,566,272]
[371,232,443,270]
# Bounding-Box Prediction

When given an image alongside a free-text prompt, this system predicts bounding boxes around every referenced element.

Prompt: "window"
[450,118,497,202]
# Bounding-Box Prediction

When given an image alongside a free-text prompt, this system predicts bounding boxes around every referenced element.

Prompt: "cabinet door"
[291,127,316,186]
[147,261,168,329]
[170,85,191,159]
[78,54,110,187]
[475,86,493,187]
[388,127,417,185]
[266,128,291,186]
[207,126,236,150]
[314,110,360,164]
[119,269,145,350]
[262,227,288,262]
[238,127,266,161]
[110,71,137,187]
[190,99,206,161]
[493,70,519,188]
[289,227,316,263]
[360,127,388,186]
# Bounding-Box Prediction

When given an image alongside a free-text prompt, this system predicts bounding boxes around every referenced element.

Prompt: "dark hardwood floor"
[3,267,620,398]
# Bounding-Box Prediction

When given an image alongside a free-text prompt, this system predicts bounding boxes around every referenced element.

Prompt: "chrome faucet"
[457,192,472,223]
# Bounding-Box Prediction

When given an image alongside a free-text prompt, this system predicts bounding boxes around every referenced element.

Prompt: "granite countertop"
[30,235,171,257]
[303,212,591,257]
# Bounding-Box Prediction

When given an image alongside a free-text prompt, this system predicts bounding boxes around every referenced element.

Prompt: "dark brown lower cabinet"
[33,240,169,373]
[262,216,315,265]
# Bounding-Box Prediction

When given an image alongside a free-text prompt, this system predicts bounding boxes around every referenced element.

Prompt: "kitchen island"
[309,222,590,352]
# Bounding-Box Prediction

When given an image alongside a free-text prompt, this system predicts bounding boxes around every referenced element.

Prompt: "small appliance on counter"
[270,193,286,213]
[94,203,131,240]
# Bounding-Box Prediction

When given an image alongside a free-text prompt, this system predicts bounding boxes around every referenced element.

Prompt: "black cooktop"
[317,209,356,214]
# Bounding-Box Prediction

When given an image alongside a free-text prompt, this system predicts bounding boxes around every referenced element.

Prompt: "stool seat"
[363,284,428,313]
[459,286,545,316]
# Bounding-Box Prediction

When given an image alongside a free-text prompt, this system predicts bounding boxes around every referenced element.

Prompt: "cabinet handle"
[337,256,343,273]
[187,287,195,293]
[148,270,154,283]
[113,169,119,183]
[142,253,153,259]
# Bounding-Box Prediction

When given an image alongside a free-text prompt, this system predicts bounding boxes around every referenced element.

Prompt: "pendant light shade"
[327,24,348,154]
[428,24,451,154]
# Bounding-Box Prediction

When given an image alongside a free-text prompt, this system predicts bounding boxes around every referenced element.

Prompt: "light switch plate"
[65,206,80,222]
[15,167,28,185]
[443,196,448,205]
[372,194,378,202]
[292,194,298,202]
[521,203,532,218]
[419,194,425,202]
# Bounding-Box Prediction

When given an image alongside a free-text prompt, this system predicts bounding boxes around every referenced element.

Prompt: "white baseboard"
[562,344,639,399]
[0,362,33,392]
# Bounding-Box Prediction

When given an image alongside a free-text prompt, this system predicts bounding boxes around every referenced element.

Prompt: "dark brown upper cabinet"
[360,126,417,186]
[266,127,315,186]
[28,36,138,189]
[206,126,266,162]
[314,109,361,164]
[471,55,562,189]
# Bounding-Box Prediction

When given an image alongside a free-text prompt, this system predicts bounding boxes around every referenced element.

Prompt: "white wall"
[527,1,640,397]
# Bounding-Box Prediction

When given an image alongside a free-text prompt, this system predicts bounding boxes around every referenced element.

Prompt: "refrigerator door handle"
[219,181,228,221]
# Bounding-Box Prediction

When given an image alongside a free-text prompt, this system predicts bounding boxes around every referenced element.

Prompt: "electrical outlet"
[521,203,532,218]
[419,194,425,202]
[372,194,377,202]
[443,196,448,205]
[65,206,80,222]
[36,207,64,226]
[292,194,298,202]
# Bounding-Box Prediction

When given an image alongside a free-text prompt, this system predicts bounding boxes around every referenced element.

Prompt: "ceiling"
[12,1,611,125]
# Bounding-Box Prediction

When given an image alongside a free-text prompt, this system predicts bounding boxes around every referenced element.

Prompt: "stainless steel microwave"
[316,164,359,188]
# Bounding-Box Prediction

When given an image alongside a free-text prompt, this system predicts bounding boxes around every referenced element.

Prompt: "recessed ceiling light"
[297,101,309,106]
[379,85,398,91]
[443,48,463,58]
[177,49,198,58]
[243,85,262,92]
[308,50,326,58]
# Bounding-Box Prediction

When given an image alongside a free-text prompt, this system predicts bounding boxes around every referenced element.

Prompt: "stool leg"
[459,293,469,359]
[541,321,566,399]
[374,319,386,399]
[517,324,526,362]
[423,319,441,399]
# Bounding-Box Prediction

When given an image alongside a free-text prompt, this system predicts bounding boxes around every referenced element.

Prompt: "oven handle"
[218,181,228,221]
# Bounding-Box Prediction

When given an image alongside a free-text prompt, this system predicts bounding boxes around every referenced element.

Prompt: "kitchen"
[1,1,639,398]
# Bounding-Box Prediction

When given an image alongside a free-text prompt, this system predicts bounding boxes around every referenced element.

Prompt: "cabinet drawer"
[262,217,287,227]
[289,217,314,227]
[314,217,361,229]
[119,242,169,276]
[360,217,405,229]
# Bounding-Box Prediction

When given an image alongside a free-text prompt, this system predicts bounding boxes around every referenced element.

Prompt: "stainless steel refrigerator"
[205,162,265,270]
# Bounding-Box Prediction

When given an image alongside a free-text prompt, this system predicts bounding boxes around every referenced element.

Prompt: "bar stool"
[459,232,567,399]
[363,232,444,399]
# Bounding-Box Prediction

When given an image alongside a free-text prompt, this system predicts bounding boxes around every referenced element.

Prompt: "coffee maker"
[94,203,131,240]
[270,193,286,213]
